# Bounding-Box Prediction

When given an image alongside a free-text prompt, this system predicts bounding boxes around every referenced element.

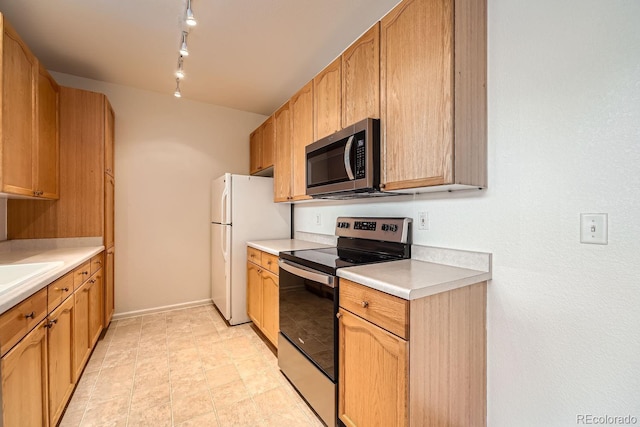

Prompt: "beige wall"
[51,72,267,316]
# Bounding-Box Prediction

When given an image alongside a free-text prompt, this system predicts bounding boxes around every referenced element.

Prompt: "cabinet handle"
[55,287,70,292]
[336,312,342,319]
[96,260,102,264]
[89,279,96,284]
[25,312,35,319]
[82,271,89,275]
[380,184,386,189]
[361,301,369,308]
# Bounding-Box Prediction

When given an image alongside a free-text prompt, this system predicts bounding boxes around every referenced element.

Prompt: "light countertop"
[246,239,332,256]
[337,258,491,301]
[0,245,104,314]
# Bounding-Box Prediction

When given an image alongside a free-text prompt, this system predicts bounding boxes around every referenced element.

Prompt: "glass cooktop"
[279,246,402,275]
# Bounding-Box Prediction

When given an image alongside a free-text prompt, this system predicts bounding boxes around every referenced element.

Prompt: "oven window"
[279,267,337,381]
[307,139,351,187]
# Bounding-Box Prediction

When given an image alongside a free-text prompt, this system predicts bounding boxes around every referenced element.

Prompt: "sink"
[0,262,64,295]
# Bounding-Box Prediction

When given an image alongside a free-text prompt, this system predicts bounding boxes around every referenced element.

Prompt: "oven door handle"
[343,135,355,181]
[278,260,335,288]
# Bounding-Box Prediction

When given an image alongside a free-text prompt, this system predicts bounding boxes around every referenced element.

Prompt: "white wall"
[295,0,640,425]
[50,72,267,315]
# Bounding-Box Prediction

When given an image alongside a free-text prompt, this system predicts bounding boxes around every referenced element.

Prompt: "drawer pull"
[336,312,342,319]
[55,287,70,292]
[25,312,35,319]
[361,301,369,308]
[89,279,96,284]
[82,271,89,275]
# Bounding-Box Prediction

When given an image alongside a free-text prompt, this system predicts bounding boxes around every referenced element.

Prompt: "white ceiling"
[0,0,401,115]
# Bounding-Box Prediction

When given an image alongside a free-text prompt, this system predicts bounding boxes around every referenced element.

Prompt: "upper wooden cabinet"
[342,23,380,126]
[35,64,60,199]
[273,102,293,202]
[8,88,113,240]
[105,101,115,176]
[314,57,342,141]
[249,116,275,176]
[380,0,487,192]
[1,16,59,199]
[290,81,313,201]
[249,125,262,175]
[0,15,58,199]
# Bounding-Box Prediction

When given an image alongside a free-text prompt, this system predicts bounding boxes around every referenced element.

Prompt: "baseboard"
[112,299,213,320]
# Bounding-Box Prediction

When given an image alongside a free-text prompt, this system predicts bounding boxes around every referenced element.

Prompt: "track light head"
[186,0,197,26]
[176,56,185,79]
[179,31,189,56]
[174,78,182,98]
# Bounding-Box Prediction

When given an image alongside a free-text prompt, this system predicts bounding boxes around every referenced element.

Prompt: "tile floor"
[59,304,325,427]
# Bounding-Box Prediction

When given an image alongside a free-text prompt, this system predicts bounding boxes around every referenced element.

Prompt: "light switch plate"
[580,213,608,245]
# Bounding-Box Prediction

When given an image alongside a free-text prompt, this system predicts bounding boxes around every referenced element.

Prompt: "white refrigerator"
[211,173,290,325]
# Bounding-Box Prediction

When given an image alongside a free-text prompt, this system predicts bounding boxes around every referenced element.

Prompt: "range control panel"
[335,217,412,243]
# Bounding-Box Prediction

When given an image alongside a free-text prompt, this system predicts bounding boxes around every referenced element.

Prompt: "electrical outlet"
[418,212,429,230]
[315,213,322,226]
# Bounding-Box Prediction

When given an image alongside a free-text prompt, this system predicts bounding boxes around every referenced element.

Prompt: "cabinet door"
[338,309,408,427]
[249,126,262,174]
[35,64,60,199]
[2,22,37,196]
[342,23,380,126]
[88,271,104,348]
[314,57,342,140]
[261,269,279,347]
[105,174,115,249]
[290,82,313,200]
[73,281,91,378]
[47,296,75,426]
[105,247,115,326]
[273,102,292,202]
[246,262,262,327]
[1,319,49,427]
[105,100,115,176]
[380,0,454,190]
[262,116,275,170]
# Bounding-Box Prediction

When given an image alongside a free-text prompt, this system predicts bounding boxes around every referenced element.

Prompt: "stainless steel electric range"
[277,217,412,427]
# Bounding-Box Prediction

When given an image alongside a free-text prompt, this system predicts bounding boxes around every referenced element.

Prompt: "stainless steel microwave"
[305,118,383,199]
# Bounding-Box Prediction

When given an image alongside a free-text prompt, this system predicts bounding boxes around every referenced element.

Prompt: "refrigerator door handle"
[221,225,229,262]
[220,186,229,225]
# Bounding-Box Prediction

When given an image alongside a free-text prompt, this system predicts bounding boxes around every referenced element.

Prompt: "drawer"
[261,252,279,274]
[247,247,262,265]
[0,287,48,356]
[47,272,74,313]
[73,261,91,290]
[339,279,409,339]
[90,253,104,274]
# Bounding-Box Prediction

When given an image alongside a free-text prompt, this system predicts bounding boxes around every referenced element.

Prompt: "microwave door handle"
[343,135,355,180]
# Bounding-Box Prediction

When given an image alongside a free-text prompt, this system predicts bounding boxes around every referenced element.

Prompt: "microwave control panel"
[354,134,366,179]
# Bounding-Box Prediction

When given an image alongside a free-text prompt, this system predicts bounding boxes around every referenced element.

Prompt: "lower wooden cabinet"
[338,309,407,427]
[246,248,280,347]
[338,279,487,427]
[1,319,49,427]
[104,246,115,326]
[47,296,75,426]
[247,261,263,328]
[74,269,103,379]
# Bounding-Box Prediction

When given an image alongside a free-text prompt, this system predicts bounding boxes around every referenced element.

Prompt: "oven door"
[278,259,338,381]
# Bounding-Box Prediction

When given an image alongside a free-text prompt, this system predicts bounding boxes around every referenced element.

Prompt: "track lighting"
[176,56,185,79]
[179,31,189,56]
[186,0,197,26]
[174,78,182,98]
